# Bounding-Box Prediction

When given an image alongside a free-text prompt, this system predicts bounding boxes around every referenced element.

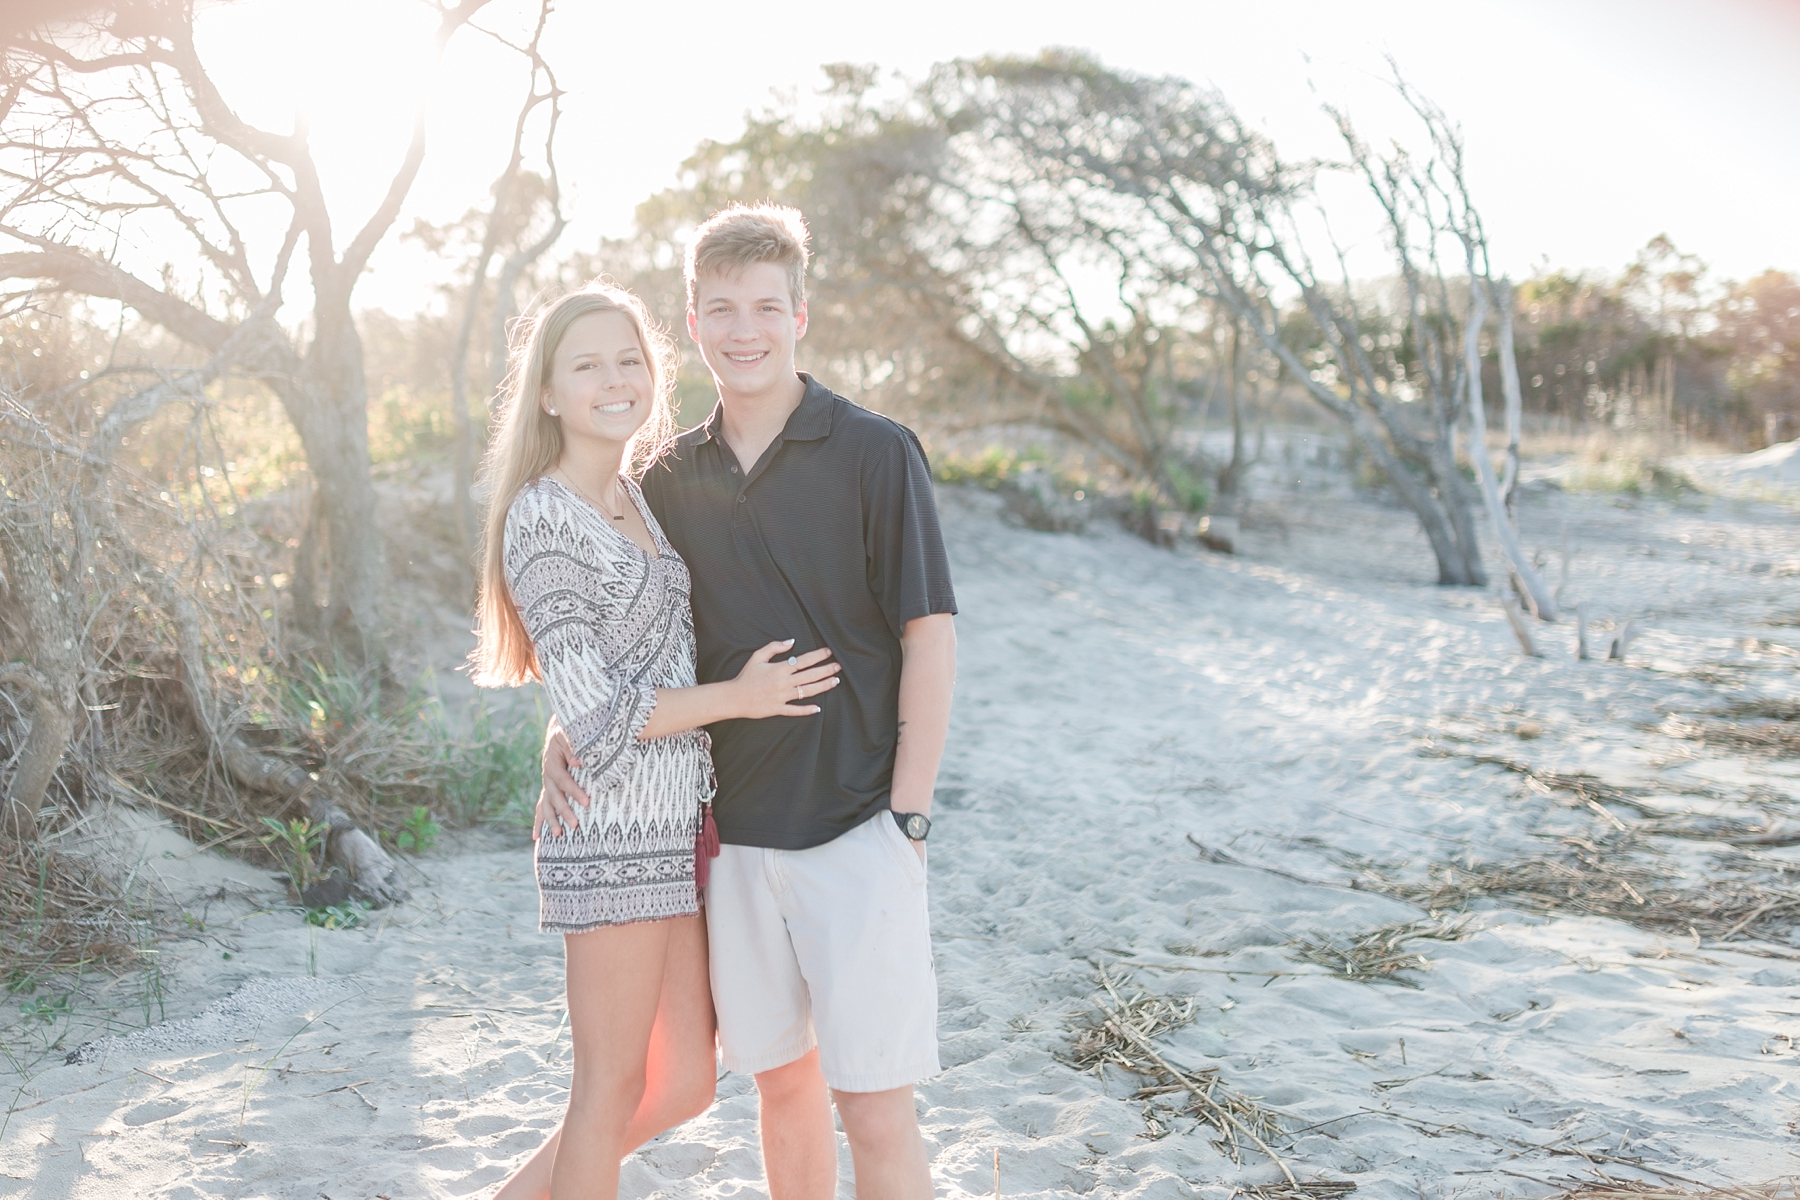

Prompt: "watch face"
[903,813,929,840]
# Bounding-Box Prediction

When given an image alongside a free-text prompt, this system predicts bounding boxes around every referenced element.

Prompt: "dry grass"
[1544,1185,1798,1200]
[1358,833,1800,943]
[0,840,141,987]
[1067,965,1353,1196]
[1234,1185,1359,1200]
[1665,701,1800,759]
[1530,429,1717,497]
[1285,918,1469,987]
[1443,749,1800,847]
[1429,751,1668,818]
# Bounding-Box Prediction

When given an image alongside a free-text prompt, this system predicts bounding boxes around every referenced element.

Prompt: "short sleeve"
[504,487,660,795]
[863,425,958,639]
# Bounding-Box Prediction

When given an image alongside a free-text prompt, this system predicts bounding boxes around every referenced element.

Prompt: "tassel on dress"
[694,805,720,889]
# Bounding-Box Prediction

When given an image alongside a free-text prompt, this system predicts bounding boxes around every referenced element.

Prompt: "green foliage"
[428,699,546,828]
[304,902,366,930]
[1568,454,1697,497]
[19,992,74,1024]
[5,967,37,995]
[259,816,328,893]
[395,806,440,854]
[1354,457,1391,491]
[934,446,1043,488]
[273,662,543,837]
[1161,463,1211,514]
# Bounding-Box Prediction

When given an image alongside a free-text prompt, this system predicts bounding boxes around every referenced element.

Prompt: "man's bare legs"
[493,914,715,1200]
[753,1056,932,1200]
[834,1086,931,1200]
[753,1050,836,1200]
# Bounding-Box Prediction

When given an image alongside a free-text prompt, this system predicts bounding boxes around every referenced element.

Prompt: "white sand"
[5,466,1800,1198]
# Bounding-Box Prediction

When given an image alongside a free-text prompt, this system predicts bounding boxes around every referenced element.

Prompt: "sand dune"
[5,472,1800,1198]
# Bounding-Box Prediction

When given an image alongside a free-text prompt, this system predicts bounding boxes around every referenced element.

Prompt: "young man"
[538,204,957,1200]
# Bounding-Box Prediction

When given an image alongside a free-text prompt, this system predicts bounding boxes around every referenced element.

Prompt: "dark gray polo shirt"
[640,374,957,850]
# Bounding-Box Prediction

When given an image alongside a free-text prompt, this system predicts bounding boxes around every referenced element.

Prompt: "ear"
[539,385,558,417]
[793,299,809,341]
[685,307,700,342]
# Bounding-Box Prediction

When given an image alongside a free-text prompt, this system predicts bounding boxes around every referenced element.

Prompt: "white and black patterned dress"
[504,476,715,932]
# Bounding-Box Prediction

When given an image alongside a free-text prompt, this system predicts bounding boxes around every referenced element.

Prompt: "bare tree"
[0,0,494,660]
[439,5,564,559]
[933,54,1494,585]
[1378,80,1557,616]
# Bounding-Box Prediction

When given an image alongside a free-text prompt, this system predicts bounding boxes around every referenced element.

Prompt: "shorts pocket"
[877,811,928,887]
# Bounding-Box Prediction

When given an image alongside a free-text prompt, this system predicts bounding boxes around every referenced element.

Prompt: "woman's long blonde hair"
[471,283,678,687]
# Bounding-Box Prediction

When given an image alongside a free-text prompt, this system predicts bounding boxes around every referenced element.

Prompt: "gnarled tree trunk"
[0,514,80,842]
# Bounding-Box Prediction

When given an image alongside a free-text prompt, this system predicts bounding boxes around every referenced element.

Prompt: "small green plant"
[4,968,37,995]
[304,902,365,930]
[1162,463,1211,513]
[933,445,1054,489]
[429,698,546,827]
[1567,445,1697,497]
[395,806,440,854]
[259,816,328,893]
[19,993,74,1024]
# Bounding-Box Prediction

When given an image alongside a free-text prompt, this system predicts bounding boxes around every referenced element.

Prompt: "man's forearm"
[891,613,956,816]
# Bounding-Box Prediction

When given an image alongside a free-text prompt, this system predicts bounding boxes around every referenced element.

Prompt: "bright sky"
[192,0,1800,317]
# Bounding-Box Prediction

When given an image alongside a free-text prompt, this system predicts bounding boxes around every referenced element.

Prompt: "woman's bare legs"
[493,913,716,1200]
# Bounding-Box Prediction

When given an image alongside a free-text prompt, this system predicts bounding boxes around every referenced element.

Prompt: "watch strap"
[891,809,930,841]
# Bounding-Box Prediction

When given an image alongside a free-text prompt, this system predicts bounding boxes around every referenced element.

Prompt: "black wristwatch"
[892,810,931,842]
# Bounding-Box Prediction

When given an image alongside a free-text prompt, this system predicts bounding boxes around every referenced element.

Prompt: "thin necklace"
[559,472,627,521]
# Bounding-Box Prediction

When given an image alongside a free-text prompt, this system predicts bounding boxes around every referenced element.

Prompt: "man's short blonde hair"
[685,203,811,312]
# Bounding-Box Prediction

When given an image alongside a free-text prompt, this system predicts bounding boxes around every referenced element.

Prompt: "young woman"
[472,284,840,1200]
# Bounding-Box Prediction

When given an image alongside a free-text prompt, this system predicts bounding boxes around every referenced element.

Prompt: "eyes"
[705,303,785,316]
[572,355,644,371]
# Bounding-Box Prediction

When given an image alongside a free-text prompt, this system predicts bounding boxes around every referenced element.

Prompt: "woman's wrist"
[719,676,754,721]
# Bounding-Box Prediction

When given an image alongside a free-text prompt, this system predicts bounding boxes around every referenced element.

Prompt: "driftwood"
[115,533,407,904]
[1501,596,1542,658]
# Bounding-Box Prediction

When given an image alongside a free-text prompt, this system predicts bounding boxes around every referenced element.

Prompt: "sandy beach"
[5,451,1800,1198]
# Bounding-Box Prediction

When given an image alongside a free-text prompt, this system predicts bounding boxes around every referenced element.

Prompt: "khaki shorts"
[704,810,940,1093]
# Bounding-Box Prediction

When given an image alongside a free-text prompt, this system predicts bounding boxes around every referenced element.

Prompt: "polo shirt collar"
[695,374,836,445]
[782,374,836,441]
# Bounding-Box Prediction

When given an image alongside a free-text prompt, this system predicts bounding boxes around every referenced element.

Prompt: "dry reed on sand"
[1357,834,1800,943]
[1664,701,1800,759]
[1234,1184,1358,1200]
[1543,1184,1798,1200]
[1285,918,1469,987]
[1066,965,1354,1198]
[1428,751,1666,818]
[0,840,139,985]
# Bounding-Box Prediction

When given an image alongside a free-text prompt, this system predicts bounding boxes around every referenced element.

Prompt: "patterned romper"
[504,477,715,932]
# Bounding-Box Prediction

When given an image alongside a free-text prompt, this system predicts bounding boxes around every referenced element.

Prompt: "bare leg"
[623,913,717,1147]
[492,914,715,1199]
[753,1049,837,1200]
[550,920,669,1198]
[833,1086,931,1200]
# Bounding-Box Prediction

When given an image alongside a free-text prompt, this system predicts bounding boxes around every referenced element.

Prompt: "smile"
[597,399,634,414]
[726,351,767,364]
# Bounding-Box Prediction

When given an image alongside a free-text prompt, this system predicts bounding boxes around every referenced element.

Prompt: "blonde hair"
[684,203,811,312]
[471,283,678,688]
